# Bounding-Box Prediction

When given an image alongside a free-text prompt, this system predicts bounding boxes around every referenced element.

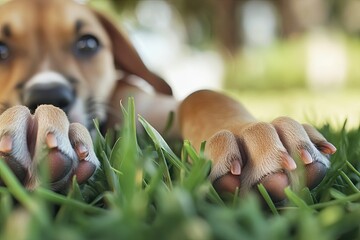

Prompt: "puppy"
[0,0,336,200]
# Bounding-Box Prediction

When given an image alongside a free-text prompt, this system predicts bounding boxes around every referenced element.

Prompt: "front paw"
[0,105,99,192]
[207,117,336,202]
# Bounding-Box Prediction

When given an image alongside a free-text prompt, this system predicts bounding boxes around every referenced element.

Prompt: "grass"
[225,34,360,91]
[1,98,360,240]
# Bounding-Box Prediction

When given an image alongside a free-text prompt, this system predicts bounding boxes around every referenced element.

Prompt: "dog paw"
[0,105,99,192]
[207,117,336,202]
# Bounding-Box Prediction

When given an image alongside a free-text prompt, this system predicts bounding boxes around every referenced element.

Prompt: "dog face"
[0,0,117,127]
[0,0,171,129]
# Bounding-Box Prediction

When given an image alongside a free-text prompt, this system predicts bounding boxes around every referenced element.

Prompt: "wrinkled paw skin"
[207,117,336,203]
[0,105,100,192]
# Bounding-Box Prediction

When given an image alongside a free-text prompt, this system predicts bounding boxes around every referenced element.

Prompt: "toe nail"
[281,153,297,171]
[300,149,313,164]
[46,133,58,149]
[0,135,12,153]
[318,142,337,155]
[75,144,88,160]
[230,160,241,175]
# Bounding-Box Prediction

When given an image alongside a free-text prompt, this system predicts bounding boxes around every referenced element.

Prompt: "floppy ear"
[94,11,172,95]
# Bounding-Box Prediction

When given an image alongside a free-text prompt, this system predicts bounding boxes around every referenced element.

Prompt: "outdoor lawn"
[1,96,360,240]
[1,1,360,239]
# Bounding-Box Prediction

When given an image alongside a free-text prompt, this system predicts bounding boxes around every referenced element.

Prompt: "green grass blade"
[101,150,120,193]
[284,187,313,211]
[35,188,105,214]
[139,115,186,171]
[340,171,360,193]
[257,184,278,215]
[346,161,360,178]
[0,159,48,225]
[312,192,360,209]
[162,111,175,135]
[115,98,141,202]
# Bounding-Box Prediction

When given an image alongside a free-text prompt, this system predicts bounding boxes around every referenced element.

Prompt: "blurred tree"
[106,0,243,55]
[104,0,335,52]
[272,0,302,38]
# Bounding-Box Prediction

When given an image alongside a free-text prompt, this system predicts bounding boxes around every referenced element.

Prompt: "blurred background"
[5,0,360,128]
[88,0,360,129]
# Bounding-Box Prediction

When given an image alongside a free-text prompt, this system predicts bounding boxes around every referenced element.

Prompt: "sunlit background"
[88,0,360,129]
[3,0,360,129]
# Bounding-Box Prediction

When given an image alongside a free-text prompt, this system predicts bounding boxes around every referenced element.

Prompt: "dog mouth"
[63,98,100,129]
[14,71,109,131]
[17,71,98,127]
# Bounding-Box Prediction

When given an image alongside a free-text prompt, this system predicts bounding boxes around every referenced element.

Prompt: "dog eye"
[0,42,10,61]
[74,34,100,58]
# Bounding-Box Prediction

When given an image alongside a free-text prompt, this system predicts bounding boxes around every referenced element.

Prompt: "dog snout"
[23,83,75,113]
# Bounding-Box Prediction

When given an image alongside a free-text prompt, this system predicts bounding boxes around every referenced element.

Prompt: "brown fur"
[0,0,336,197]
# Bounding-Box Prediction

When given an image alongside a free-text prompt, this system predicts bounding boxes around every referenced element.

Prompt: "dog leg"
[109,81,180,137]
[179,90,336,202]
[0,105,99,192]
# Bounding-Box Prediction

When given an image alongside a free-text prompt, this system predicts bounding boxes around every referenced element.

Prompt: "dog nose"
[23,83,75,113]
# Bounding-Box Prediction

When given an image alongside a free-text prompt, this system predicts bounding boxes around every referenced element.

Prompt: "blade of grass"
[180,145,189,185]
[115,98,141,202]
[144,163,168,196]
[329,188,347,199]
[315,122,348,195]
[92,119,111,157]
[0,160,48,225]
[55,177,85,223]
[300,187,314,205]
[257,184,278,215]
[35,188,105,214]
[232,187,240,207]
[139,115,186,171]
[183,160,211,191]
[157,148,173,189]
[312,192,360,209]
[340,171,360,193]
[208,185,225,205]
[0,189,12,224]
[182,140,211,191]
[284,187,313,211]
[101,150,120,193]
[183,140,201,164]
[346,161,360,178]
[162,111,175,135]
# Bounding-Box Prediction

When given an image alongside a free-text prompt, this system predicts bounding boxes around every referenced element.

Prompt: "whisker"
[85,97,113,127]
